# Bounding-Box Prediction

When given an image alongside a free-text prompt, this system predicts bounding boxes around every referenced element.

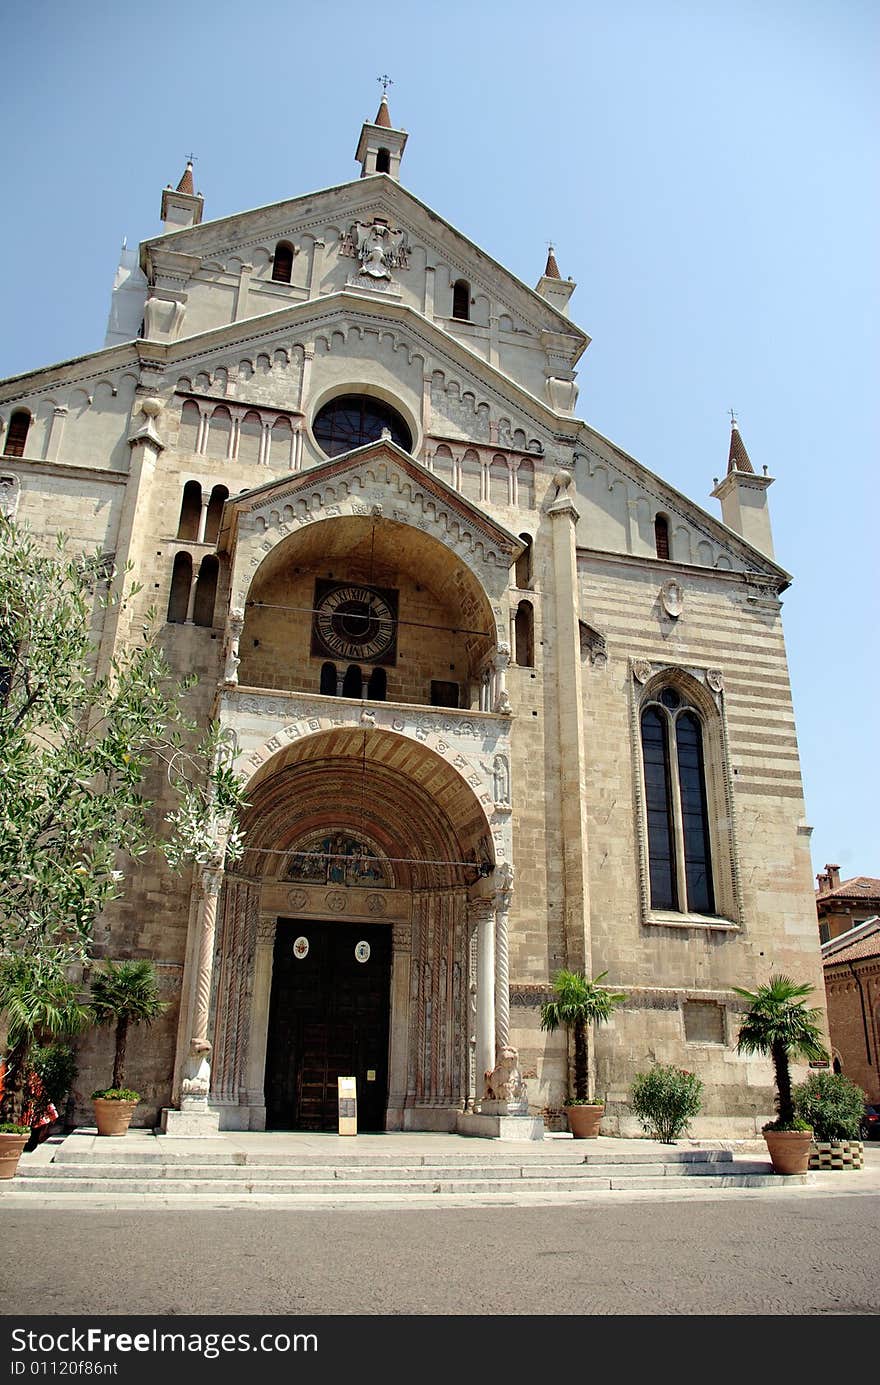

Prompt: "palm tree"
[540,969,625,1102]
[0,955,90,1127]
[90,960,166,1091]
[734,975,828,1127]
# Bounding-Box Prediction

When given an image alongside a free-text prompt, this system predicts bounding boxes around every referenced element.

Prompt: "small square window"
[683,1000,726,1044]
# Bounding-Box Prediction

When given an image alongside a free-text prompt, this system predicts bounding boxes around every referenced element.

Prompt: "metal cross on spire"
[185,152,197,165]
[377,74,394,94]
[729,407,738,427]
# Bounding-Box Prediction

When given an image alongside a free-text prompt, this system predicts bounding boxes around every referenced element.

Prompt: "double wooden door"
[265,919,391,1132]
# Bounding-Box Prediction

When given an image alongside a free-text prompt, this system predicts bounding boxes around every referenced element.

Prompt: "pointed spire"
[176,160,195,195]
[374,93,392,128]
[544,244,562,279]
[727,413,755,475]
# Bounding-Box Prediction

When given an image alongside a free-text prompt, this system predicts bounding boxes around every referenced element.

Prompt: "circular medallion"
[287,888,308,910]
[326,889,346,913]
[355,940,371,964]
[313,582,396,663]
[366,892,387,916]
[293,936,309,960]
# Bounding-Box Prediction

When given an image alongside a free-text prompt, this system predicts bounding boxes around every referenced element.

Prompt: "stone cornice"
[576,545,789,593]
[0,345,140,405]
[0,456,129,485]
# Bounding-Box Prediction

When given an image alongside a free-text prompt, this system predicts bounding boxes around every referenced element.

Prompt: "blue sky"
[1,0,876,879]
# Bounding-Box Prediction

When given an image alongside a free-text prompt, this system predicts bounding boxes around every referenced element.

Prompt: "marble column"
[470,897,496,1095]
[242,915,277,1128]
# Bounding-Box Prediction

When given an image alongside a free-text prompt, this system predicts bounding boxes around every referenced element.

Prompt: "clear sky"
[1,0,876,880]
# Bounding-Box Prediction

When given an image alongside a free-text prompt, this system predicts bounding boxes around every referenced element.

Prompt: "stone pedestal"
[456,1112,546,1142]
[159,1107,222,1137]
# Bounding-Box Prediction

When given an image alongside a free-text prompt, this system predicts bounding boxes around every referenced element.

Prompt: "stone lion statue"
[484,1045,526,1104]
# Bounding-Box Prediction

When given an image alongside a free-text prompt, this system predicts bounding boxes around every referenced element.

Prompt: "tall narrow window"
[204,485,228,545]
[515,534,532,589]
[452,279,470,321]
[177,480,202,540]
[342,664,363,699]
[4,411,30,458]
[320,662,337,696]
[640,689,715,914]
[192,556,218,627]
[367,667,387,701]
[376,148,391,174]
[655,514,670,559]
[514,600,534,668]
[167,553,192,624]
[272,242,294,284]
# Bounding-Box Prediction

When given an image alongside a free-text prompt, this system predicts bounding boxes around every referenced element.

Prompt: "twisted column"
[494,863,514,1049]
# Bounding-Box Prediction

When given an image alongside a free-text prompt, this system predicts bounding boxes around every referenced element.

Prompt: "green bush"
[793,1070,865,1141]
[630,1064,703,1142]
[91,1088,140,1103]
[30,1044,77,1112]
[0,1123,31,1135]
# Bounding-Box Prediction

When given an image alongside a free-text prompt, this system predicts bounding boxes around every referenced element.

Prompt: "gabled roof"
[140,174,587,348]
[217,436,524,560]
[816,876,880,904]
[822,916,880,965]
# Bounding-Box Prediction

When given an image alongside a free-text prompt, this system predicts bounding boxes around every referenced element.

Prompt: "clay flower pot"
[93,1098,139,1137]
[763,1128,813,1175]
[565,1103,604,1139]
[0,1131,30,1180]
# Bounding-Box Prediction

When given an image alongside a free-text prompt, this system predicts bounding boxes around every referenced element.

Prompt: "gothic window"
[515,600,534,668]
[272,242,294,284]
[452,279,470,321]
[4,411,30,457]
[192,555,219,627]
[177,480,202,540]
[515,534,532,589]
[167,552,192,624]
[320,662,337,695]
[204,485,228,545]
[376,148,391,174]
[312,394,412,458]
[655,514,670,559]
[640,686,715,914]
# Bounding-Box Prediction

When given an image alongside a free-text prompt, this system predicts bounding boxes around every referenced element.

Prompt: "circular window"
[313,394,412,458]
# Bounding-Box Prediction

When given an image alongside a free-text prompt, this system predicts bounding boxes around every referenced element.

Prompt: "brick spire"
[374,93,392,128]
[176,160,195,195]
[727,414,755,475]
[544,244,562,279]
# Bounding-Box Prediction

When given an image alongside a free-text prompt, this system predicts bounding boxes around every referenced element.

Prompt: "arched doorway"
[209,727,496,1132]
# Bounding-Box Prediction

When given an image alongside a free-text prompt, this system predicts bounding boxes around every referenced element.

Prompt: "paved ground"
[2,1189,879,1315]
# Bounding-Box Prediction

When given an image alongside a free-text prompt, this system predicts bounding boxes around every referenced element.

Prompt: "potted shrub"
[734,975,828,1174]
[794,1070,866,1169]
[0,955,89,1178]
[540,969,625,1137]
[630,1063,703,1143]
[89,959,166,1136]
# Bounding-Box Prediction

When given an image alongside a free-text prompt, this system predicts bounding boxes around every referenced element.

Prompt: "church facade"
[0,100,825,1136]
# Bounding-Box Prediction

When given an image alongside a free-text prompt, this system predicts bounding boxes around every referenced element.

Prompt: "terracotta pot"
[93,1098,138,1137]
[565,1104,604,1139]
[0,1131,30,1180]
[763,1129,813,1175]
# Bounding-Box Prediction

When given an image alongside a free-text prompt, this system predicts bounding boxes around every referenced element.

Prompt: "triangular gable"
[217,436,524,563]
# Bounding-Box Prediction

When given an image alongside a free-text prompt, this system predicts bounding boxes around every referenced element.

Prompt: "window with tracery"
[640,685,715,914]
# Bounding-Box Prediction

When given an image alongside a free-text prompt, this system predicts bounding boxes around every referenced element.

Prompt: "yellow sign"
[338,1076,357,1136]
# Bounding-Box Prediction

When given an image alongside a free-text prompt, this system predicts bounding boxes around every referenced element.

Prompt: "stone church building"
[0,98,825,1136]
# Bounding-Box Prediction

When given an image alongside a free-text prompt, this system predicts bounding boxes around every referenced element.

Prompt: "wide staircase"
[5,1132,805,1206]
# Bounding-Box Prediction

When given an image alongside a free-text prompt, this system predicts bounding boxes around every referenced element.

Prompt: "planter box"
[0,1131,30,1180]
[808,1139,864,1170]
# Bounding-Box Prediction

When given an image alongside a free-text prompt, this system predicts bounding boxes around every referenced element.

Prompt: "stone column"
[197,496,210,543]
[494,864,514,1050]
[493,644,512,715]
[242,915,277,1128]
[45,405,68,462]
[234,263,253,322]
[164,862,225,1133]
[469,898,495,1095]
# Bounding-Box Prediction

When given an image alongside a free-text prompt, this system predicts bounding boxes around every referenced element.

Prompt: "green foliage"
[91,1088,140,1102]
[565,1097,604,1106]
[0,518,247,971]
[540,969,625,1102]
[734,975,828,1126]
[763,1117,811,1133]
[90,958,167,1089]
[794,1070,866,1142]
[30,1043,77,1112]
[0,1123,31,1135]
[0,954,91,1125]
[629,1063,704,1142]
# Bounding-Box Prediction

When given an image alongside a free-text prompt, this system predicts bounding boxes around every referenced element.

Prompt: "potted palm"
[734,974,828,1174]
[89,959,166,1136]
[0,955,89,1178]
[540,969,625,1138]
